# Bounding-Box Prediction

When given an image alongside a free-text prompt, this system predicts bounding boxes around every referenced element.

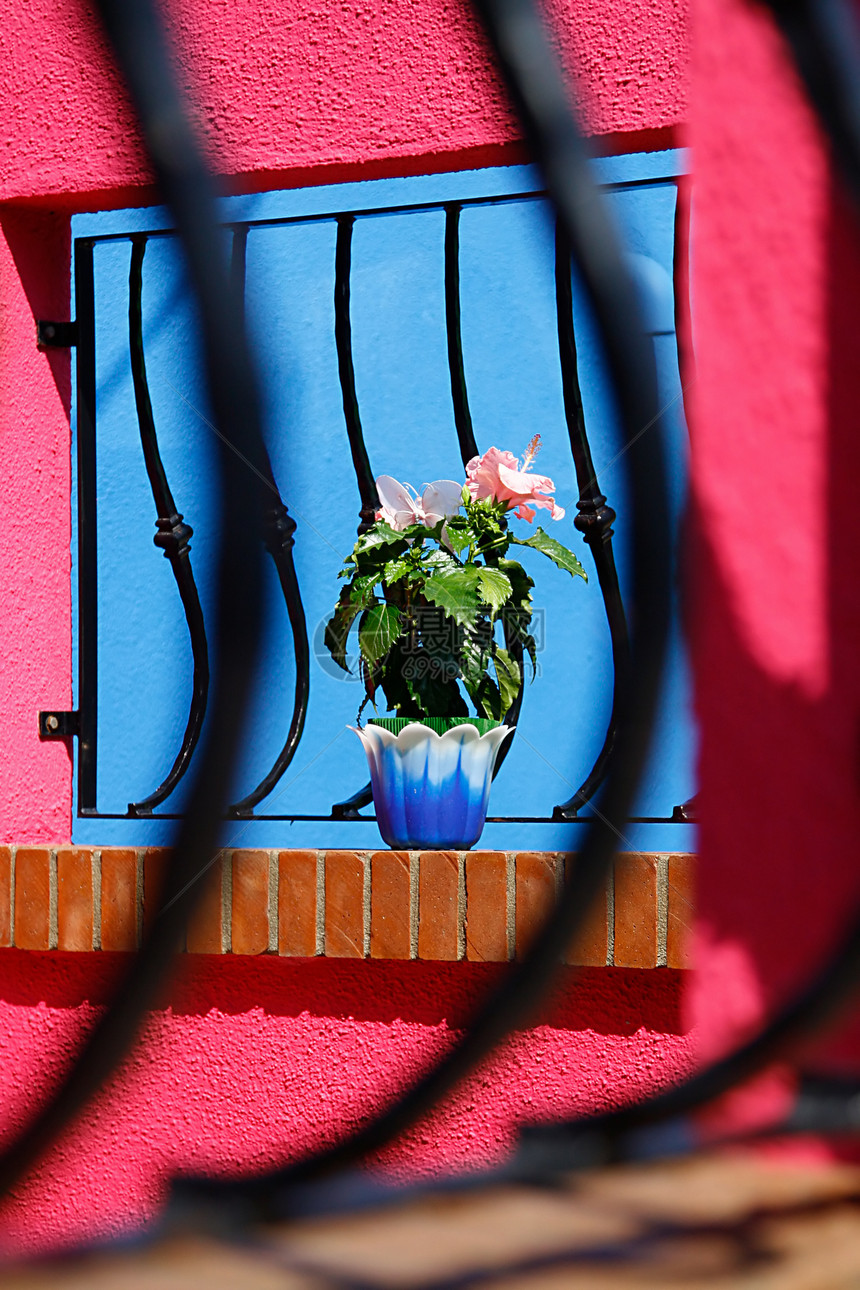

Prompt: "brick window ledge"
[0,849,693,969]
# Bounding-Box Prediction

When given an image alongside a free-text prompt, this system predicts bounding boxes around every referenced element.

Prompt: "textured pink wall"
[689,0,860,1124]
[0,0,686,205]
[0,211,73,844]
[0,0,692,1256]
[0,955,693,1254]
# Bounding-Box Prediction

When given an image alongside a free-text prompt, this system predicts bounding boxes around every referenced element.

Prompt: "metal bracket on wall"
[36,320,78,349]
[39,710,80,740]
[671,793,698,823]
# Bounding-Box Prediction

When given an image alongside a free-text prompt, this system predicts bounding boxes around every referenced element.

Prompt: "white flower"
[375,475,462,531]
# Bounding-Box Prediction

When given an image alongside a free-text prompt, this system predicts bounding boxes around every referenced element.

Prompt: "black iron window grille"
[58,156,693,848]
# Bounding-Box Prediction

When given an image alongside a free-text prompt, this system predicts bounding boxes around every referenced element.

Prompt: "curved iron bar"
[174,0,671,1219]
[498,0,860,1171]
[672,174,696,395]
[335,214,378,534]
[668,179,698,824]
[227,226,311,816]
[552,220,631,819]
[332,213,377,816]
[0,0,268,1198]
[127,235,210,816]
[443,201,523,773]
[330,780,373,817]
[444,204,480,465]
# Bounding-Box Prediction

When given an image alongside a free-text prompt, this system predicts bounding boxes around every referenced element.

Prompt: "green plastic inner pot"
[366,716,504,736]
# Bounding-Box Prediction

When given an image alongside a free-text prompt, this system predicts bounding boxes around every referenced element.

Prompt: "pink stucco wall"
[0,209,73,844]
[1,0,686,206]
[0,0,693,1255]
[689,0,860,1124]
[0,957,691,1254]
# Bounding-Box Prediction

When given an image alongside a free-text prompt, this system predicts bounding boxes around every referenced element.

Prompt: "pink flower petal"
[375,474,420,531]
[421,479,462,524]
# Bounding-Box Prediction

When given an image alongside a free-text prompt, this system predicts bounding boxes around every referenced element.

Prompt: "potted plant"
[325,437,587,849]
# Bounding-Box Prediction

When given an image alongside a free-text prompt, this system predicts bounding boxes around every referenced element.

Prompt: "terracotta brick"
[0,847,12,948]
[101,849,138,951]
[232,850,270,955]
[667,853,695,969]
[57,848,93,951]
[614,854,658,968]
[186,856,224,954]
[465,851,507,962]
[143,848,171,936]
[515,853,559,959]
[325,851,365,958]
[563,855,609,967]
[278,851,317,957]
[370,852,410,960]
[14,848,51,950]
[418,851,459,961]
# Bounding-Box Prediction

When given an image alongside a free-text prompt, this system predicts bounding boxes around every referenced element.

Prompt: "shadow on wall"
[688,175,860,1096]
[0,951,688,1035]
[0,206,73,415]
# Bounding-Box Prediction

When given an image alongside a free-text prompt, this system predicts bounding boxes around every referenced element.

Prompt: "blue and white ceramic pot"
[352,718,512,851]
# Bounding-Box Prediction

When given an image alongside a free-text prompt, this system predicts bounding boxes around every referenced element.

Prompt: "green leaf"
[474,674,502,720]
[350,524,409,570]
[377,640,417,716]
[457,620,491,708]
[498,558,535,605]
[358,604,402,665]
[373,638,468,720]
[495,558,534,666]
[419,548,460,575]
[324,598,363,673]
[511,527,587,580]
[443,525,471,557]
[422,566,481,626]
[522,632,538,676]
[382,558,412,586]
[348,573,379,606]
[359,653,378,705]
[405,660,469,720]
[399,520,442,542]
[477,566,512,612]
[459,620,492,683]
[355,522,407,551]
[493,646,521,718]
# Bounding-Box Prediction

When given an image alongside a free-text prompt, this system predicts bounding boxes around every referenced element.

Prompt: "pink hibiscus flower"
[465,437,565,522]
[375,476,463,531]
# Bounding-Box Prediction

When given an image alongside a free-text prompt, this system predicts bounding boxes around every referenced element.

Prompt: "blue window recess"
[70,149,695,852]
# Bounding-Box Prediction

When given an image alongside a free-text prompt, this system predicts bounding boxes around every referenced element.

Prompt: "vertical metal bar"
[332,213,375,816]
[230,221,248,331]
[552,218,631,819]
[670,178,696,826]
[75,239,98,815]
[127,235,210,815]
[443,203,522,771]
[444,203,479,467]
[334,214,377,535]
[672,175,696,406]
[228,225,311,815]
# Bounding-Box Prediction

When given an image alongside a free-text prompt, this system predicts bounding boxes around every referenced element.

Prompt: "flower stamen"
[521,433,541,471]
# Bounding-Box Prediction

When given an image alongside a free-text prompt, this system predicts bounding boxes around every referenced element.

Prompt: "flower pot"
[351,717,512,851]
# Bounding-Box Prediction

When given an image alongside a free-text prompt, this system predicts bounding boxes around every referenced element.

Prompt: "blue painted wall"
[72,152,695,851]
